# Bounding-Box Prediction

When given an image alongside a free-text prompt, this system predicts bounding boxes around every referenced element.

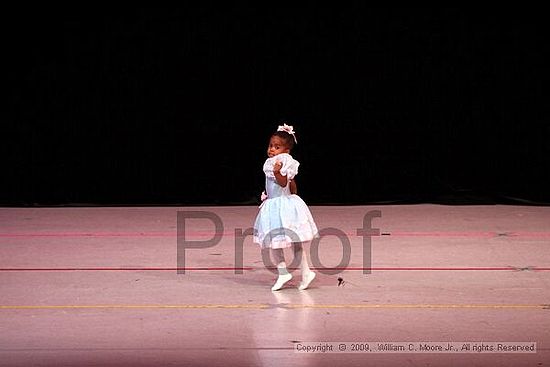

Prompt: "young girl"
[253,123,319,291]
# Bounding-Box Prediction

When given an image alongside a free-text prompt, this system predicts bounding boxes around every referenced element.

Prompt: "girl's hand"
[273,161,282,174]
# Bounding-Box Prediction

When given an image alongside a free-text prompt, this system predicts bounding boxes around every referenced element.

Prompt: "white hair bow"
[277,123,298,143]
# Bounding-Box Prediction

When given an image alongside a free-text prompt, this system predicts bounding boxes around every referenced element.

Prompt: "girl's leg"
[292,242,310,274]
[293,242,316,290]
[271,248,292,291]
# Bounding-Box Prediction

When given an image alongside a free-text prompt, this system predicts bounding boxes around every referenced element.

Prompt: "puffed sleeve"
[279,154,300,179]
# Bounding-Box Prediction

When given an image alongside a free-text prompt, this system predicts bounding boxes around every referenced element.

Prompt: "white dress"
[253,153,319,249]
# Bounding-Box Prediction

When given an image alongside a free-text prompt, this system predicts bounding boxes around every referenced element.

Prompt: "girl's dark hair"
[271,131,295,150]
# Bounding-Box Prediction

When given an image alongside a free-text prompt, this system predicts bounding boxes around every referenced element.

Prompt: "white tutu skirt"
[253,194,319,249]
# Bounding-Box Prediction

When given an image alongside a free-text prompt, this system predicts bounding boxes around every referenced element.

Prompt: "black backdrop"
[4,8,549,206]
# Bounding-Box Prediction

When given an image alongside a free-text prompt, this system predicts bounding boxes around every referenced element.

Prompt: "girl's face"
[267,136,290,158]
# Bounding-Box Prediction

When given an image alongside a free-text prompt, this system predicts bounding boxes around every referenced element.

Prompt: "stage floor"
[1,205,549,366]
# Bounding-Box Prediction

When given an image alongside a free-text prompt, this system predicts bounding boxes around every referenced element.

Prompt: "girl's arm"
[273,169,288,187]
[273,161,298,192]
[273,161,288,187]
[290,179,297,194]
[273,171,298,193]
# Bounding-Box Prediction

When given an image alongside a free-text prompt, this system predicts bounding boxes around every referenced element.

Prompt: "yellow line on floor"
[0,304,547,310]
[289,304,548,309]
[0,304,269,309]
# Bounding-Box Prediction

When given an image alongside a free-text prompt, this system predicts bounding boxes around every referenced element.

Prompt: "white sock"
[272,261,292,291]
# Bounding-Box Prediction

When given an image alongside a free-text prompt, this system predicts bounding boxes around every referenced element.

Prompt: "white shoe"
[298,272,316,290]
[271,273,292,291]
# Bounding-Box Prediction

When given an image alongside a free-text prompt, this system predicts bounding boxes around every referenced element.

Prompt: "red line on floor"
[0,267,548,272]
[2,231,550,238]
